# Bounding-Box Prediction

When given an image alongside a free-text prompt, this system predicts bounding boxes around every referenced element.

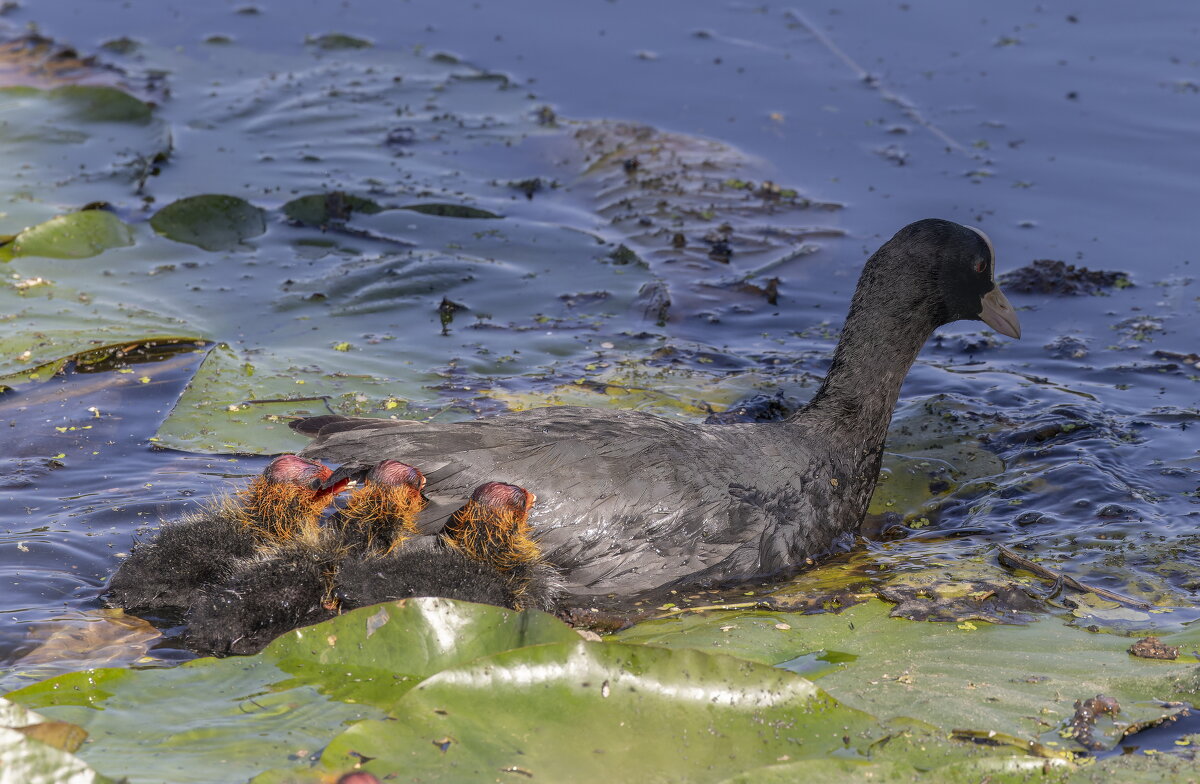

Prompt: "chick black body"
[185,541,339,656]
[106,455,339,612]
[174,463,561,655]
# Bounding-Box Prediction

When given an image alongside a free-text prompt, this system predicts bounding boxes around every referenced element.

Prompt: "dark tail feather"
[288,415,348,436]
[290,415,395,438]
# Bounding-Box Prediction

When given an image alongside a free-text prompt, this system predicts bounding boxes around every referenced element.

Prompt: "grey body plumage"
[294,219,1020,595]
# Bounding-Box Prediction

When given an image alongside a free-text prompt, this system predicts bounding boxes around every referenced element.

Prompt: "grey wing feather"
[297,410,828,594]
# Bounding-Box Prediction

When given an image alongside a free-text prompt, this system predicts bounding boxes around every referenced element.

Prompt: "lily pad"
[282,192,383,227]
[485,363,787,419]
[305,33,373,50]
[2,210,135,260]
[7,599,579,784]
[258,639,878,783]
[47,84,153,124]
[0,698,111,784]
[399,203,502,219]
[715,728,1075,784]
[150,195,267,251]
[616,600,1200,750]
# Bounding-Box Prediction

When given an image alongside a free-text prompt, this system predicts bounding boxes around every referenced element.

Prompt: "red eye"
[975,259,987,274]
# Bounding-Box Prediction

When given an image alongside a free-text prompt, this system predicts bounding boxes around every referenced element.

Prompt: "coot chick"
[335,474,561,613]
[439,481,562,611]
[106,455,340,612]
[337,459,427,554]
[290,219,1022,595]
[185,536,341,656]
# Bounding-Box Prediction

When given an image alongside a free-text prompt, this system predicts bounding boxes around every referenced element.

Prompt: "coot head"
[872,218,1020,338]
[441,482,541,571]
[340,460,428,554]
[240,454,341,543]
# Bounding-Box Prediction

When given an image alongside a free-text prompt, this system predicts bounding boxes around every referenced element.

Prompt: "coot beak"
[979,286,1021,339]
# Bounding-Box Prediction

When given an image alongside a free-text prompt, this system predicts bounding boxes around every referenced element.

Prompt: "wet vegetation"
[0,3,1198,782]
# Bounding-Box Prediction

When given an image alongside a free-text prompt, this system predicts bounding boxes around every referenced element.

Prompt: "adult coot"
[291,219,1021,595]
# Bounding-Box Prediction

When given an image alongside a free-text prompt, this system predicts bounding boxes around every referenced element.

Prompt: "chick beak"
[979,286,1021,339]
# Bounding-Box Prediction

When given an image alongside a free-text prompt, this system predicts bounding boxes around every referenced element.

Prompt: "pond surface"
[1,0,1198,679]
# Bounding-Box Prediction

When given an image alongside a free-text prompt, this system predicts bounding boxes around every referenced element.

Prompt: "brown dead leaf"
[16,608,161,669]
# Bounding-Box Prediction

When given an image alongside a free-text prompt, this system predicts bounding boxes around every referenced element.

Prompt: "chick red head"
[365,460,426,492]
[470,482,535,513]
[262,454,333,489]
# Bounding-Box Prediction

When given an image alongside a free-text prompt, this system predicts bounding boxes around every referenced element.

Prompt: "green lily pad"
[282,192,383,227]
[399,203,502,219]
[617,600,1200,751]
[256,639,878,783]
[720,744,1200,784]
[2,210,135,260]
[0,698,112,784]
[305,33,373,50]
[47,84,153,124]
[485,363,784,418]
[7,599,579,784]
[150,194,267,251]
[715,726,1077,784]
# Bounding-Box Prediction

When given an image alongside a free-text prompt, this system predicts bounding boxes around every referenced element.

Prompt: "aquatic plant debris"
[999,259,1132,296]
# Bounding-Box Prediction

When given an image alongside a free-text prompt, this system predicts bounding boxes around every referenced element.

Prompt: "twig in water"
[649,601,768,620]
[995,545,1152,610]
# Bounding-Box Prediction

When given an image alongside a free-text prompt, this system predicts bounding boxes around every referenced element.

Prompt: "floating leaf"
[150,195,266,251]
[3,210,134,260]
[399,203,501,219]
[617,599,1200,750]
[0,698,110,784]
[485,364,780,419]
[305,33,373,50]
[282,192,383,227]
[7,599,579,784]
[260,638,877,783]
[47,84,153,124]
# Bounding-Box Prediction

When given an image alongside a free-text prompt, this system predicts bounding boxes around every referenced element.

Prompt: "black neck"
[791,296,935,449]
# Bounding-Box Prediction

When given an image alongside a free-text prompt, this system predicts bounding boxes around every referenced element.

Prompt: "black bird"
[290,219,1021,596]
